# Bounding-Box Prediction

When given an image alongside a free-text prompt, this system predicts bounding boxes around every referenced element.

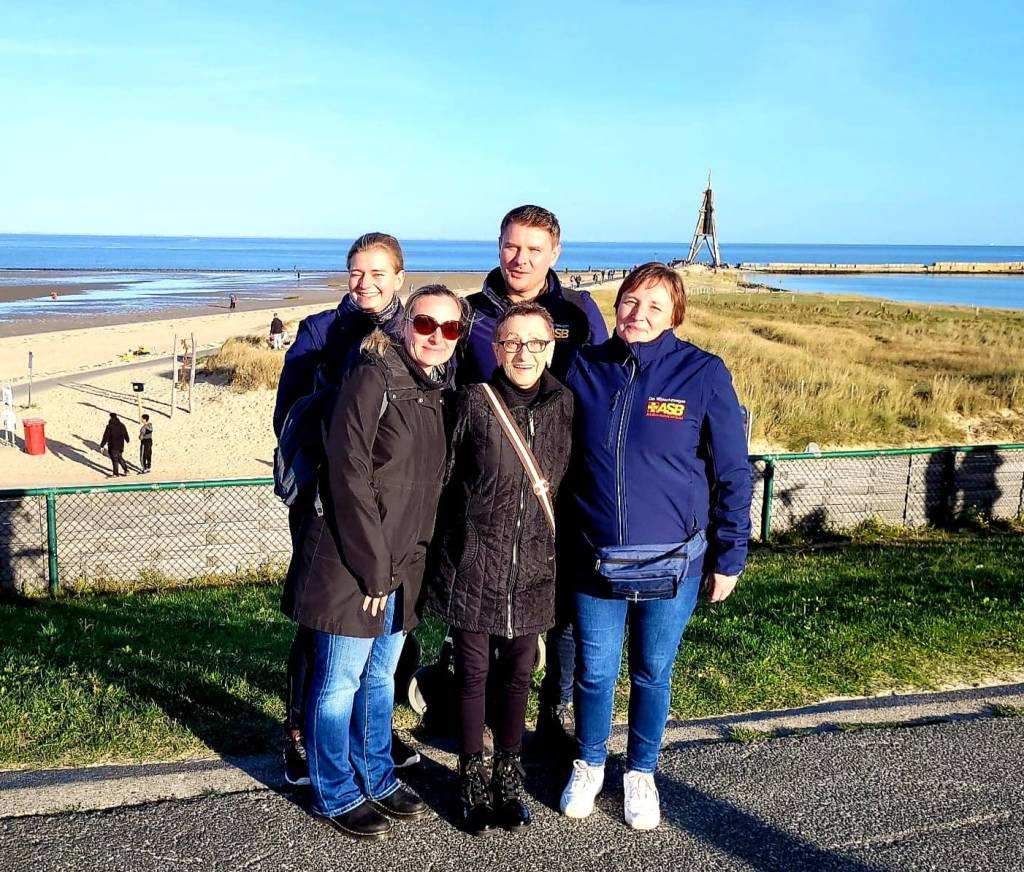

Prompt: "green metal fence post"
[45,490,59,596]
[761,459,776,542]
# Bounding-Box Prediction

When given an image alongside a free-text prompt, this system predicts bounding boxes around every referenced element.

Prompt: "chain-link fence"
[752,444,1024,540]
[1,478,290,596]
[2,443,1022,596]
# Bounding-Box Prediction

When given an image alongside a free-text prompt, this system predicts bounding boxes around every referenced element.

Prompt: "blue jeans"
[574,575,702,773]
[305,594,405,816]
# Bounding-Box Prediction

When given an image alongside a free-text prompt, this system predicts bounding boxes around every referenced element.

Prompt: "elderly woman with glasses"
[425,301,574,836]
[282,285,466,841]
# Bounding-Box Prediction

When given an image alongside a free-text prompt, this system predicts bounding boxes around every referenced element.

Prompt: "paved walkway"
[1,684,1022,870]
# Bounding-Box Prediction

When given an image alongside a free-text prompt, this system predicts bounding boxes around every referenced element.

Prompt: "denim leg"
[540,619,577,708]
[350,594,405,801]
[573,589,628,767]
[625,574,702,774]
[306,629,374,816]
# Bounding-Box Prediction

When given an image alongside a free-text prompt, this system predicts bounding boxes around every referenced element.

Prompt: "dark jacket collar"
[481,268,565,311]
[487,366,565,407]
[608,329,679,370]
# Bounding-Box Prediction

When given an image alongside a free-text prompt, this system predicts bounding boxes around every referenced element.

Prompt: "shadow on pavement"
[658,774,885,872]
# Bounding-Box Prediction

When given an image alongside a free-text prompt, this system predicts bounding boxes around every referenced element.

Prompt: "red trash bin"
[23,418,46,455]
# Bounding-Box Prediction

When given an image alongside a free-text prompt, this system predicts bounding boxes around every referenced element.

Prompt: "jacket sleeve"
[703,359,752,576]
[323,361,391,597]
[273,316,321,438]
[578,291,610,344]
[100,425,109,449]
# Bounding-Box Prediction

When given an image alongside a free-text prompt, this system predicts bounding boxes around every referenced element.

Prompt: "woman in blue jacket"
[559,262,752,831]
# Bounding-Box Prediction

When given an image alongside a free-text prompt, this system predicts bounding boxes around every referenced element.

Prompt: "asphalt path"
[2,715,1022,871]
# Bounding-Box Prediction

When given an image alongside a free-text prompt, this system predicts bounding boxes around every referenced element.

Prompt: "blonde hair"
[347,232,404,272]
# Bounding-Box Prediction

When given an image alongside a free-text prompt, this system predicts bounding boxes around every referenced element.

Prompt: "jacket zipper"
[615,357,638,544]
[505,410,534,638]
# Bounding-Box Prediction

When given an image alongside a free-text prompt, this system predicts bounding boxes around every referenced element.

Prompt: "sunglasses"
[407,313,463,341]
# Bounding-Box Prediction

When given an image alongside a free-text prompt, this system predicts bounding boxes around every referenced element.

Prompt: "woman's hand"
[362,595,388,616]
[706,573,738,603]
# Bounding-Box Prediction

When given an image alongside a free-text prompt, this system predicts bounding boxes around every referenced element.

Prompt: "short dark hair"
[142,414,150,421]
[494,302,555,341]
[614,262,686,326]
[499,205,561,245]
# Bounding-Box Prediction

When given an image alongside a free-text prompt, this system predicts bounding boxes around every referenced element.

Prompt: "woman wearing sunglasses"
[282,285,466,841]
[425,302,574,835]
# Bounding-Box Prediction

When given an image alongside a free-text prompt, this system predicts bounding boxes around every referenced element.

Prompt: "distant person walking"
[1,403,15,447]
[229,293,238,310]
[139,414,153,473]
[270,313,285,350]
[100,412,130,477]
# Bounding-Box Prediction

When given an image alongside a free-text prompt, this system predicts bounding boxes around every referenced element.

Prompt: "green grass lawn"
[1,534,1022,769]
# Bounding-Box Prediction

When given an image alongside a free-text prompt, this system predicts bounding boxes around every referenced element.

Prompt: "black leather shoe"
[371,784,430,820]
[459,752,497,837]
[492,752,531,830]
[316,801,393,840]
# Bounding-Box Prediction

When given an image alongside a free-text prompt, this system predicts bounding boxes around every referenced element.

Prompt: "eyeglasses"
[494,338,554,354]
[407,314,463,340]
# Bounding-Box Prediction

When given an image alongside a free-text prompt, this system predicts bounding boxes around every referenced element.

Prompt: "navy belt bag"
[593,531,708,602]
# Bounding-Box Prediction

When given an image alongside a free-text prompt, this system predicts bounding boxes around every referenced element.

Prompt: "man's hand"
[706,573,738,603]
[362,595,388,617]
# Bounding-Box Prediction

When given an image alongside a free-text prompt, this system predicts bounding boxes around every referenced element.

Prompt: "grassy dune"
[592,283,1024,451]
[204,335,284,391]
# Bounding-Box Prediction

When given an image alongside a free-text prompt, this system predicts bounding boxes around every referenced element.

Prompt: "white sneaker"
[560,759,605,818]
[623,770,660,830]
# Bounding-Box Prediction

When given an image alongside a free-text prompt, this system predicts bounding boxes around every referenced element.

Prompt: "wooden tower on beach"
[685,172,722,267]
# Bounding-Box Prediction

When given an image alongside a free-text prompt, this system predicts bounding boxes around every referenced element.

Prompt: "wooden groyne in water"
[739,262,1024,274]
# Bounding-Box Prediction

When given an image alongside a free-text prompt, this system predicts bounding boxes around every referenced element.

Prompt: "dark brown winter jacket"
[281,338,448,637]
[424,369,573,637]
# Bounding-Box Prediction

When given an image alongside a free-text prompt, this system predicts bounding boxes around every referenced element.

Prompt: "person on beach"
[138,414,153,473]
[273,233,413,789]
[100,412,130,476]
[458,204,608,756]
[270,313,285,349]
[558,263,751,830]
[281,285,464,840]
[229,293,237,310]
[425,302,573,835]
[1,402,15,447]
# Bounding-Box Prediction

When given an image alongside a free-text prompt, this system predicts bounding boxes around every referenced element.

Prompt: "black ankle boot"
[492,751,531,830]
[459,753,497,836]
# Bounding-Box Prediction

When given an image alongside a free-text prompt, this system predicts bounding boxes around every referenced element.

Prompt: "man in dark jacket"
[458,205,609,753]
[99,412,130,476]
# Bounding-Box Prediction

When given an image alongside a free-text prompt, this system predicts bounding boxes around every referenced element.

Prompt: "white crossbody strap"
[480,383,556,535]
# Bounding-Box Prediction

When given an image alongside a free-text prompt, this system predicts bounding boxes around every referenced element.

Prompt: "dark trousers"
[285,505,314,733]
[286,624,315,732]
[109,449,128,476]
[140,439,152,470]
[539,617,576,709]
[454,629,538,756]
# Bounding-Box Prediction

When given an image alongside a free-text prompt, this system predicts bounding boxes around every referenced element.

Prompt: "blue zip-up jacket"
[457,268,608,385]
[564,330,752,577]
[272,300,404,436]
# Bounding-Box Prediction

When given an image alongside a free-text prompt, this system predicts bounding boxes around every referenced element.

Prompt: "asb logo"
[553,324,571,340]
[646,396,686,420]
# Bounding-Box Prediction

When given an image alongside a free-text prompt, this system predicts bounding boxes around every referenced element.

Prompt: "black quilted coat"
[424,370,573,637]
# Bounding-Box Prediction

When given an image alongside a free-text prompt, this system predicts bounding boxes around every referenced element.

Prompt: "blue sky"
[1,1,1022,243]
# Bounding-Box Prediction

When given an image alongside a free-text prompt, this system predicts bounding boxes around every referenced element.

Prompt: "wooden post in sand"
[170,333,178,420]
[188,333,197,413]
